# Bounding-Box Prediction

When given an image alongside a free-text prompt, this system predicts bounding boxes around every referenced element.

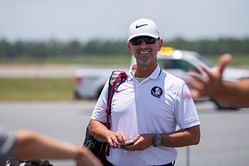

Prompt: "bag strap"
[105,70,127,129]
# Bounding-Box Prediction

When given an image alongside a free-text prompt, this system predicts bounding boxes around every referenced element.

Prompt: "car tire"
[212,99,239,110]
[73,90,81,100]
[95,85,104,99]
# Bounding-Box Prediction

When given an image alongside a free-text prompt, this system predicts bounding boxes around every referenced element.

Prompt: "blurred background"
[0,0,249,165]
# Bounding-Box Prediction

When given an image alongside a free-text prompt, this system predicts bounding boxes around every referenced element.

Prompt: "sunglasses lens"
[130,36,157,46]
[130,38,142,45]
[144,37,157,44]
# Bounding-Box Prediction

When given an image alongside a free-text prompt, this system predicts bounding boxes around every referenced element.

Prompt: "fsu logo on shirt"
[151,86,163,98]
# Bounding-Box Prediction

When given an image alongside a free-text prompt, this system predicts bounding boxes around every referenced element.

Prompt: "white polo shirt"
[91,64,200,166]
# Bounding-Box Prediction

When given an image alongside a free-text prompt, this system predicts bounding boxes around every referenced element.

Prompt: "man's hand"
[187,54,232,99]
[88,120,126,148]
[106,131,126,148]
[124,134,153,151]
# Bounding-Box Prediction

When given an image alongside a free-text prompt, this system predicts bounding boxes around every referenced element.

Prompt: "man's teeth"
[140,50,149,54]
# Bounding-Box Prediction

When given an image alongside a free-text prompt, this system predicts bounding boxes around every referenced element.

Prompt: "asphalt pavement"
[0,100,249,166]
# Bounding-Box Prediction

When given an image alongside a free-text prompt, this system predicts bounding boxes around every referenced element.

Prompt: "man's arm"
[124,125,200,151]
[88,120,126,148]
[13,130,102,166]
[214,79,249,107]
[161,125,200,147]
[88,120,111,142]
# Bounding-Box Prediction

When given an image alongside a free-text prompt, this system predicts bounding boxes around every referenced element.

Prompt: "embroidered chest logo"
[151,86,163,98]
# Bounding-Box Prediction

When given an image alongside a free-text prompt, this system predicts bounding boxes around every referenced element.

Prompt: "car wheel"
[212,99,239,110]
[95,85,104,99]
[73,90,81,100]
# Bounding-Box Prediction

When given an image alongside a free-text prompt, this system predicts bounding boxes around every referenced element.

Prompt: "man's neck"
[133,63,157,78]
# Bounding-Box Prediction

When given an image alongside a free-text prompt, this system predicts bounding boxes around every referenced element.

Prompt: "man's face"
[128,36,163,67]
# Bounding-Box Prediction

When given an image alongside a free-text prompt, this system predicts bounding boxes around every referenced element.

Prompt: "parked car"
[74,67,116,100]
[144,47,249,109]
[74,47,249,109]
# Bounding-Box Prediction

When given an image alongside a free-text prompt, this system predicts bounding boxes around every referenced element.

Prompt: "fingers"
[186,78,202,98]
[107,131,126,148]
[187,70,208,98]
[199,65,212,80]
[124,135,146,151]
[123,135,140,151]
[115,131,126,144]
[191,90,201,98]
[115,134,154,151]
[132,135,142,144]
[187,72,205,89]
[216,53,232,77]
[186,54,232,101]
[189,71,205,83]
[123,142,137,151]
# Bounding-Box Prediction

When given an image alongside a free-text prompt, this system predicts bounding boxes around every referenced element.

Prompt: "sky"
[0,0,249,42]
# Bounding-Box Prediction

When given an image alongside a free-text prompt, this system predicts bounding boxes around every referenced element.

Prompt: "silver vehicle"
[137,47,249,109]
[74,68,116,100]
[74,47,249,109]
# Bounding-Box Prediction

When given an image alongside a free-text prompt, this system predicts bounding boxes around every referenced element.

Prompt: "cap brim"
[128,33,159,41]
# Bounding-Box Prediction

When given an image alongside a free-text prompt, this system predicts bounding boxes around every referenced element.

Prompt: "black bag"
[6,160,53,166]
[83,70,127,165]
[83,126,110,165]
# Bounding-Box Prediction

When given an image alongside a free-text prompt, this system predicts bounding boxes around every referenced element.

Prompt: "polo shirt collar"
[128,64,161,80]
[149,64,161,80]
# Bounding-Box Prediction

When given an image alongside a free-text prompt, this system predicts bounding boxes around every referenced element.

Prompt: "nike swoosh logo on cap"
[135,24,148,29]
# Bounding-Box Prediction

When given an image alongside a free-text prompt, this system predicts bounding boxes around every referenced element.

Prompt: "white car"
[133,47,249,109]
[74,47,249,109]
[132,47,249,82]
[74,67,116,99]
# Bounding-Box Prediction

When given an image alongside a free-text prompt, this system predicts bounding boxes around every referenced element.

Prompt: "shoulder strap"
[105,70,127,129]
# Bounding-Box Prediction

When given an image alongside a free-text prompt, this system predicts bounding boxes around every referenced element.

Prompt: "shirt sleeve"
[174,83,200,129]
[91,79,109,122]
[0,128,17,165]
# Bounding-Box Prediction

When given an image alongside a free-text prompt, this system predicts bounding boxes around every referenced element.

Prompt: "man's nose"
[140,40,148,47]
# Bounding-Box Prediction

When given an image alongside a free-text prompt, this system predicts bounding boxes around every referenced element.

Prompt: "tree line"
[0,37,249,60]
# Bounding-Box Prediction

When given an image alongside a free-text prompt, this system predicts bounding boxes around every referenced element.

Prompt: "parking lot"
[1,100,249,166]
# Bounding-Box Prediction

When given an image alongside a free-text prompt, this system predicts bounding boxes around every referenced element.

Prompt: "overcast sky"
[0,0,249,41]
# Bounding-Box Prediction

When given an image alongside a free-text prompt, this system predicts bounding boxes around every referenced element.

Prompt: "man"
[187,53,249,108]
[88,18,200,166]
[0,128,103,166]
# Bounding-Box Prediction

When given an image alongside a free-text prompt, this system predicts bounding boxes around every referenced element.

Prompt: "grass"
[0,78,74,100]
[0,54,132,66]
[0,54,248,101]
[207,54,249,66]
[48,54,132,65]
[1,54,248,66]
[0,55,131,101]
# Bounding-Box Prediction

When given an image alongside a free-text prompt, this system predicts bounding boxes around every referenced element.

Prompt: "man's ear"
[128,43,132,49]
[158,38,164,51]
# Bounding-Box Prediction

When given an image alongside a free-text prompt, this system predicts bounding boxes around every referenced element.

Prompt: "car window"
[158,59,201,74]
[195,54,214,68]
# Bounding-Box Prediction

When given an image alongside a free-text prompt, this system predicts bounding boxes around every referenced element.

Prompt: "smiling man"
[88,18,201,166]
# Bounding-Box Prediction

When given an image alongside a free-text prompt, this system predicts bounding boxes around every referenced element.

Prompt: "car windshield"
[195,53,214,68]
[158,59,201,74]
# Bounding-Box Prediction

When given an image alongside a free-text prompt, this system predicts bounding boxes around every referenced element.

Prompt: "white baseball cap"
[128,18,160,41]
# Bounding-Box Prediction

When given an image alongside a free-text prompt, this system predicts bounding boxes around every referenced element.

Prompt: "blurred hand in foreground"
[187,53,232,99]
[187,53,249,108]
